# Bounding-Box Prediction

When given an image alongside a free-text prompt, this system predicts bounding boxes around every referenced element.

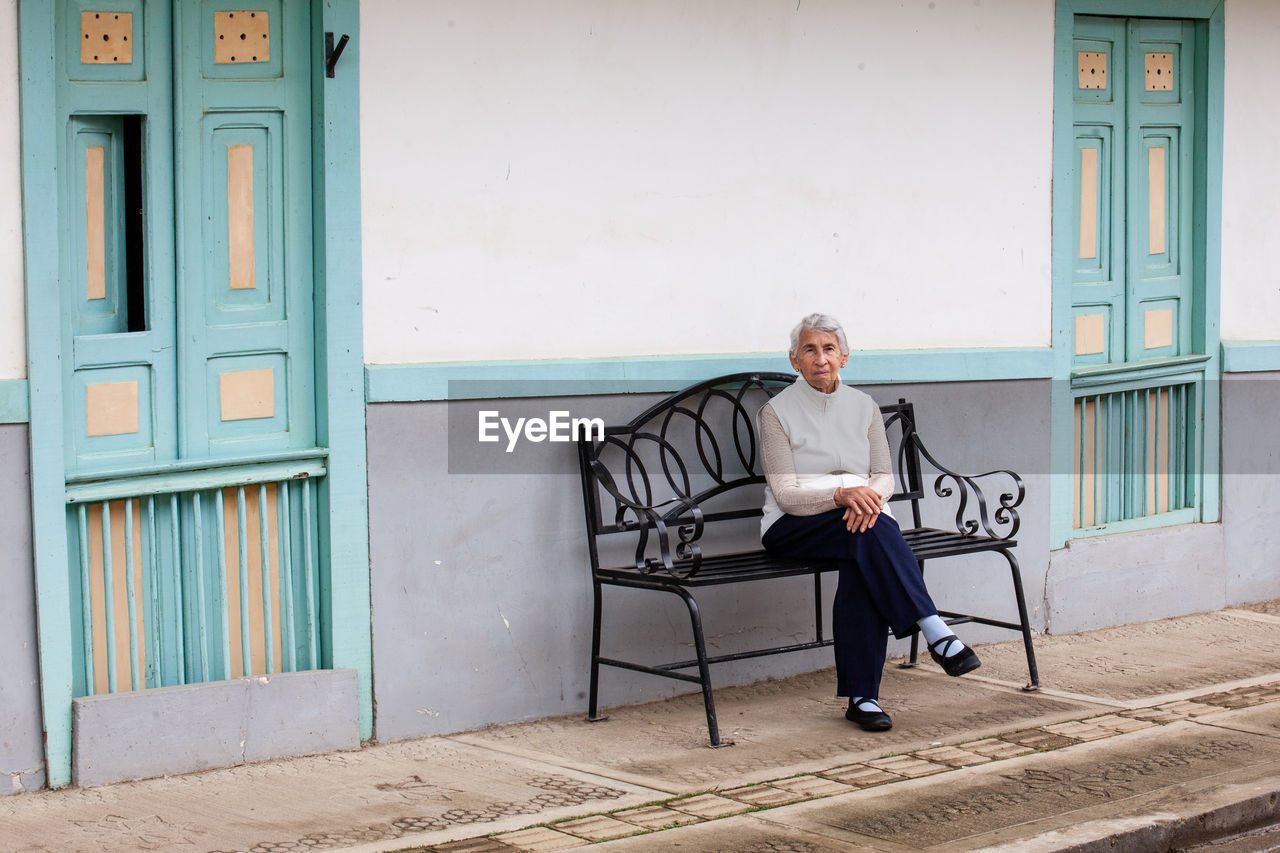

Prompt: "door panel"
[1071,16,1194,366]
[1071,17,1126,367]
[177,0,314,459]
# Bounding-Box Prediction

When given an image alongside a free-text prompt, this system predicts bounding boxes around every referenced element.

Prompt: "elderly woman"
[760,313,980,731]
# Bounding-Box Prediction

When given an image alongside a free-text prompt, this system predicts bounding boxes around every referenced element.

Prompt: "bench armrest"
[911,433,1024,541]
[589,460,705,578]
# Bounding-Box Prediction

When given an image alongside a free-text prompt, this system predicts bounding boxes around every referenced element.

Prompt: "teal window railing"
[64,452,327,696]
[1071,360,1206,533]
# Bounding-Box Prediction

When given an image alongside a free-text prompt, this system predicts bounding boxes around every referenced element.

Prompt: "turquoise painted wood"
[1125,18,1195,363]
[0,380,29,423]
[23,0,75,786]
[1050,1,1224,549]
[1071,15,1126,368]
[312,0,373,740]
[1222,341,1280,373]
[1195,2,1225,528]
[1071,16,1195,367]
[363,347,1056,403]
[175,0,316,460]
[65,456,327,503]
[23,0,371,784]
[56,0,178,475]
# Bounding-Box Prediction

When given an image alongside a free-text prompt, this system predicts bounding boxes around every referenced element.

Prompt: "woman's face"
[789,328,848,394]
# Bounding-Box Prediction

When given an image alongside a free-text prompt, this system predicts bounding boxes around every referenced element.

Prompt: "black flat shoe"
[845,703,893,731]
[928,635,981,677]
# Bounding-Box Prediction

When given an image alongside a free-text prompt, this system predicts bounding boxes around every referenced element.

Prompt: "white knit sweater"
[759,377,895,536]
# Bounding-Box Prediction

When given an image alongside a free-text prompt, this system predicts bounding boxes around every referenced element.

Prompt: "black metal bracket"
[325,32,349,78]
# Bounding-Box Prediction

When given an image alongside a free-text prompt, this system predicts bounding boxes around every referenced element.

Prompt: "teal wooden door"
[62,2,314,468]
[54,0,325,696]
[1072,16,1195,366]
[1067,14,1207,531]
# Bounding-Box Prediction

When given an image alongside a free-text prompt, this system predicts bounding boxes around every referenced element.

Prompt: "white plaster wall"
[360,0,1054,365]
[0,1,24,380]
[1221,0,1280,342]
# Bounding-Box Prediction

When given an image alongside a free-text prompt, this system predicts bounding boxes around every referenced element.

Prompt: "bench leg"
[675,588,732,748]
[587,581,607,722]
[1002,548,1042,691]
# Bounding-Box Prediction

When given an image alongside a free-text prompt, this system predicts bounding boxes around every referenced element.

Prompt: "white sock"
[852,697,883,713]
[917,614,966,657]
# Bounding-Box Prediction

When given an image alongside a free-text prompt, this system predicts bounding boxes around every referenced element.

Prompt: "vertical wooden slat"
[1121,389,1131,517]
[124,499,140,691]
[1095,394,1105,522]
[1074,399,1083,528]
[170,493,185,685]
[193,492,209,682]
[1157,384,1167,512]
[237,486,252,677]
[278,479,295,671]
[1130,391,1140,519]
[1105,393,1115,523]
[1174,385,1185,509]
[1113,392,1122,521]
[1099,395,1109,524]
[77,505,94,693]
[1140,389,1149,517]
[302,478,318,670]
[146,496,161,687]
[101,502,117,693]
[258,483,274,674]
[1182,384,1192,507]
[215,489,231,680]
[1172,386,1177,507]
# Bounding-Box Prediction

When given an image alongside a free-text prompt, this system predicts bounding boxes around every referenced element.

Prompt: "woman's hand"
[834,486,884,533]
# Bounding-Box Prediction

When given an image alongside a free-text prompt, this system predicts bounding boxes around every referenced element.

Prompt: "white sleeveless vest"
[760,376,892,535]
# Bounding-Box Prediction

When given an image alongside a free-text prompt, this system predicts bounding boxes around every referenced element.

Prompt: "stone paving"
[2,606,1280,852]
[396,688,1280,852]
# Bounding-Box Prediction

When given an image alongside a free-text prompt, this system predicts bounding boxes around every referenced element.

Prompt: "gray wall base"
[72,669,359,787]
[1222,372,1280,605]
[1045,523,1227,634]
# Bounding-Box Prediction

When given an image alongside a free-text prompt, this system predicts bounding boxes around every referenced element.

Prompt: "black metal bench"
[576,372,1040,747]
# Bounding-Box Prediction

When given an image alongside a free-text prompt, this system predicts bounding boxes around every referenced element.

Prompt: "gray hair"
[789,313,849,356]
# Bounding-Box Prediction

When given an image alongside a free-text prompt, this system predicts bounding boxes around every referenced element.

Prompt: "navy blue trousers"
[762,509,937,699]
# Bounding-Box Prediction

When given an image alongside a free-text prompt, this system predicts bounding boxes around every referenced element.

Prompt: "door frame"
[1049,0,1224,549]
[19,0,369,787]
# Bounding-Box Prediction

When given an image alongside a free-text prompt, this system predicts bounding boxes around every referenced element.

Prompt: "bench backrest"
[577,373,928,566]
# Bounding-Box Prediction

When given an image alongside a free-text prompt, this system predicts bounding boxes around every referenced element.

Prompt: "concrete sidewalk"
[4,602,1280,853]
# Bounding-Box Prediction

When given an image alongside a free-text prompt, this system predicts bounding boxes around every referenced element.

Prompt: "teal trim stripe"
[0,380,29,423]
[1067,0,1221,14]
[364,347,1054,402]
[1222,341,1280,373]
